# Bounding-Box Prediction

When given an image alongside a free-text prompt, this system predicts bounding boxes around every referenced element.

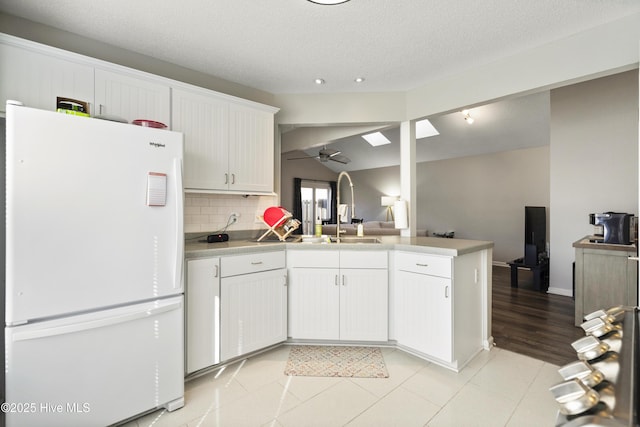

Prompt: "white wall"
[350,146,550,262]
[549,70,638,296]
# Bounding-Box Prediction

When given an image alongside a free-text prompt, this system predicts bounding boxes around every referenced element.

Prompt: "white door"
[94,68,171,124]
[228,103,274,193]
[5,296,184,427]
[0,43,94,114]
[339,269,388,341]
[172,88,229,191]
[221,269,288,361]
[288,268,340,340]
[395,270,452,362]
[6,104,184,323]
[186,257,220,374]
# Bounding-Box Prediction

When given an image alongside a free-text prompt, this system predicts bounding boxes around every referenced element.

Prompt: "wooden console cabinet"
[573,237,637,326]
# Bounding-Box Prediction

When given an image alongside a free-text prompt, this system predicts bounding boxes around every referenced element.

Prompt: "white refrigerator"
[4,102,185,427]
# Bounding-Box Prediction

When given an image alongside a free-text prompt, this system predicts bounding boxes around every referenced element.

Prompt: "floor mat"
[284,345,389,378]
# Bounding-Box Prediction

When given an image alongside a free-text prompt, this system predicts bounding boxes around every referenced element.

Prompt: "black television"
[524,206,546,265]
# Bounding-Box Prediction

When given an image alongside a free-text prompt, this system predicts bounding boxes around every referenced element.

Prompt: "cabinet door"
[228,103,274,193]
[288,268,340,340]
[172,88,229,191]
[0,43,94,113]
[186,258,220,374]
[395,270,452,362]
[221,269,287,361]
[582,251,636,315]
[94,68,170,124]
[339,269,388,341]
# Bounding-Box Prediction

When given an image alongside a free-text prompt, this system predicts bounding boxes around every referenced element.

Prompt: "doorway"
[300,180,332,235]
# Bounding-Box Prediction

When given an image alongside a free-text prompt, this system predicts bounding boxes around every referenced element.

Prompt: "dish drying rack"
[257,211,300,242]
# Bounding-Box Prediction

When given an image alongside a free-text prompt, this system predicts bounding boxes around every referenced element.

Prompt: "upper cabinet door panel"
[94,68,170,125]
[228,103,274,193]
[0,43,94,113]
[172,88,229,191]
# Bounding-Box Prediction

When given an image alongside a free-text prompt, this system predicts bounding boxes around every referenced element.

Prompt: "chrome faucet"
[336,171,355,242]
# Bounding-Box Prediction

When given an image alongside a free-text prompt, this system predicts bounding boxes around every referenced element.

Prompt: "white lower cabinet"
[394,250,485,370]
[220,251,287,361]
[288,268,340,340]
[287,250,388,342]
[395,270,452,362]
[185,257,220,374]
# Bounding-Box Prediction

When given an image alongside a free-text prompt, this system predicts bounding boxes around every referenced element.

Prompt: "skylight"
[362,131,391,147]
[416,119,439,139]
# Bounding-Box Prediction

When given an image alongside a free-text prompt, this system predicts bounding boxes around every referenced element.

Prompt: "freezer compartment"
[5,296,184,427]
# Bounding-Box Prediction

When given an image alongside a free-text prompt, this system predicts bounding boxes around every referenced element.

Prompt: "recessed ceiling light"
[354,77,365,83]
[416,119,439,139]
[307,0,351,4]
[314,78,325,85]
[362,132,392,147]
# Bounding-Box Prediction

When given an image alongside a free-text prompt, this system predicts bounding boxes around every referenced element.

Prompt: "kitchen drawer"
[221,251,285,277]
[287,249,339,268]
[395,251,452,278]
[340,250,388,269]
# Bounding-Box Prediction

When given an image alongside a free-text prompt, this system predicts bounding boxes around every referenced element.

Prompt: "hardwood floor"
[491,265,584,367]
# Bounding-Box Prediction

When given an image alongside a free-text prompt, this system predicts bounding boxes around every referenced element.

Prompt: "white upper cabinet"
[0,42,94,113]
[173,86,278,194]
[228,103,275,193]
[94,68,171,125]
[1,34,279,195]
[172,88,229,191]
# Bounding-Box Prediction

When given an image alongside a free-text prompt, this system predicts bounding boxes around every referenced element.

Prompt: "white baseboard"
[547,287,573,297]
[493,261,509,267]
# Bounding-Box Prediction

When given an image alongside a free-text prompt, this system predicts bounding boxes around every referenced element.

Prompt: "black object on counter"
[206,233,229,243]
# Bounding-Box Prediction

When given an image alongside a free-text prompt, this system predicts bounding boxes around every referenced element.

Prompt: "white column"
[399,120,416,237]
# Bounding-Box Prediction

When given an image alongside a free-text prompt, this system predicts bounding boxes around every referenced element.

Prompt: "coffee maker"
[589,212,633,244]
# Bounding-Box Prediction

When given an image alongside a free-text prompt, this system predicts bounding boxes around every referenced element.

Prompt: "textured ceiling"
[2,1,637,171]
[1,0,639,94]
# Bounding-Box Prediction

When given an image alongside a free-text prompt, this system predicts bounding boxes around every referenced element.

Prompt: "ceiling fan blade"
[319,148,341,157]
[287,155,319,160]
[330,155,350,164]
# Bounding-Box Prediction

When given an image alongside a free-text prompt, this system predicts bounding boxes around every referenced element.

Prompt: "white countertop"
[185,235,494,259]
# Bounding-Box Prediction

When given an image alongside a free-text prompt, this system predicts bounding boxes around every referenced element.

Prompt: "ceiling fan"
[288,147,351,164]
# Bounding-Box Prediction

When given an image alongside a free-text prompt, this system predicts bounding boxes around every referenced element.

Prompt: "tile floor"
[121,345,561,427]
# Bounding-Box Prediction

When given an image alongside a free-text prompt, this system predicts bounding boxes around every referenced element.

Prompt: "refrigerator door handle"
[174,157,184,290]
[10,300,182,342]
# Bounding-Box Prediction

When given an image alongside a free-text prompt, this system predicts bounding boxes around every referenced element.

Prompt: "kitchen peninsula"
[185,235,493,373]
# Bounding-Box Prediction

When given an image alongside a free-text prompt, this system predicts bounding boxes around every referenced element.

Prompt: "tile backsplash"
[184,193,278,233]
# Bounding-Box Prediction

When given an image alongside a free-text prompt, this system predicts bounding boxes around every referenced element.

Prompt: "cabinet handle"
[628,257,639,261]
[283,274,288,287]
[445,286,449,298]
[335,275,339,286]
[342,275,346,286]
[251,261,263,265]
[99,104,104,115]
[416,263,429,267]
[214,265,219,278]
[224,173,229,184]
[231,173,236,184]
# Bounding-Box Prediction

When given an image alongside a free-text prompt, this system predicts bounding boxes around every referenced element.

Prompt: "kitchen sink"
[295,236,381,244]
[329,236,381,244]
